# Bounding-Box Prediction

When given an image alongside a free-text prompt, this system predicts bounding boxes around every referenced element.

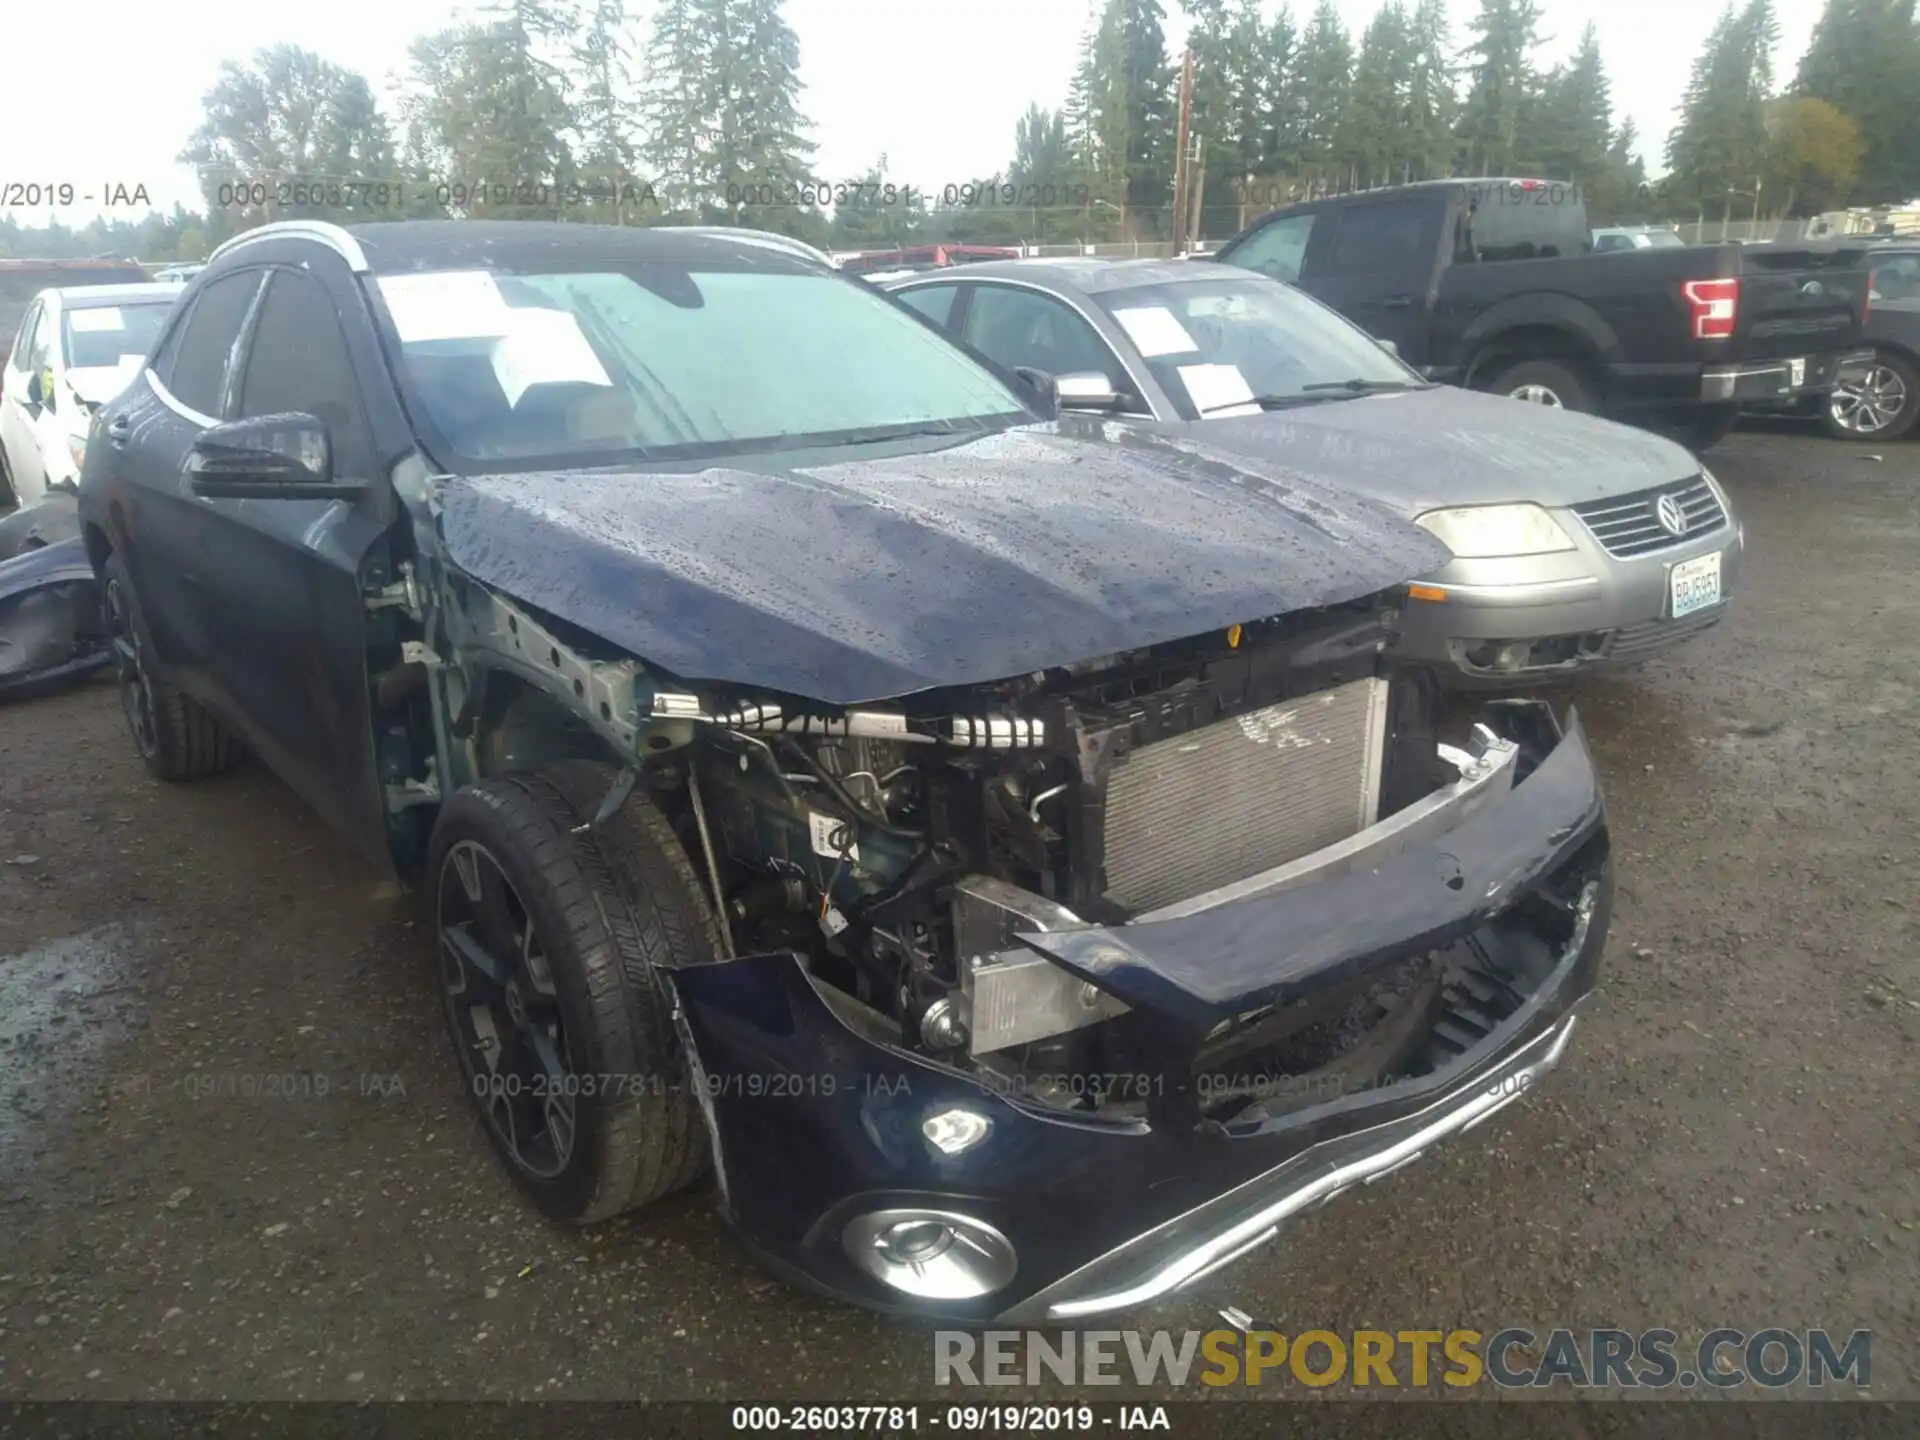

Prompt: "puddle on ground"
[0,922,145,1167]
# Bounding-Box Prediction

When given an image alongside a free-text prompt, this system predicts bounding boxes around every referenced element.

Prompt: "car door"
[178,261,400,865]
[1295,193,1446,360]
[1,301,53,504]
[955,282,1146,410]
[110,268,268,690]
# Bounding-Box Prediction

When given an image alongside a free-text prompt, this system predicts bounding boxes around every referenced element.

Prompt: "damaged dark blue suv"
[77,220,1612,1322]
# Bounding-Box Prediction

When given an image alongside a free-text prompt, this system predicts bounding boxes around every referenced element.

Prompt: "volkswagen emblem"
[1655,493,1688,536]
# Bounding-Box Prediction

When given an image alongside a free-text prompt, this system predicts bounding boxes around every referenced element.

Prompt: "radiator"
[1102,676,1391,914]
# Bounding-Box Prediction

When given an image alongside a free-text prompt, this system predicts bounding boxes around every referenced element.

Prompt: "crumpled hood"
[437,424,1450,705]
[1153,385,1702,514]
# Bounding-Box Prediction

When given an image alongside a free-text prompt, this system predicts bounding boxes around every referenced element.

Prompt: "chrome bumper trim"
[1006,1006,1584,1323]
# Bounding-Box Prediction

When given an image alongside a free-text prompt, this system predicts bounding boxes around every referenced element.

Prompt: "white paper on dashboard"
[68,308,125,332]
[1111,305,1198,357]
[377,271,515,343]
[491,306,613,406]
[1178,363,1259,417]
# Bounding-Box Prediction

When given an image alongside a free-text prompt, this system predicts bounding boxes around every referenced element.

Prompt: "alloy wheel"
[438,839,577,1179]
[1510,384,1564,407]
[1829,364,1909,436]
[105,576,159,759]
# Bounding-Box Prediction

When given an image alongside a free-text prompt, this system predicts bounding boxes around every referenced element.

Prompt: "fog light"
[1465,640,1532,672]
[923,1107,991,1155]
[843,1209,1017,1299]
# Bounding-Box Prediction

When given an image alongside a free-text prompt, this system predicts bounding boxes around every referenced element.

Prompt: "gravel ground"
[0,429,1915,1403]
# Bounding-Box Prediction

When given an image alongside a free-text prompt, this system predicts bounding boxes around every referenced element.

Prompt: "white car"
[0,282,182,508]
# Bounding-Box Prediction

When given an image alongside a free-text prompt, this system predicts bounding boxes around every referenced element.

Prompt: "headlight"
[1414,503,1577,558]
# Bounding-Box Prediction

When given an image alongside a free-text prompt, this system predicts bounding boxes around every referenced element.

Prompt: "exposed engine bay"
[582,590,1524,1127]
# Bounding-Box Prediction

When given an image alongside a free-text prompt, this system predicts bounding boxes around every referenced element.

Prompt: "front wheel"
[1824,351,1918,441]
[428,762,715,1224]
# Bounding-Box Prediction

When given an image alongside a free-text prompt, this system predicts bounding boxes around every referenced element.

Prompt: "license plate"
[1670,552,1722,619]
[1787,357,1806,389]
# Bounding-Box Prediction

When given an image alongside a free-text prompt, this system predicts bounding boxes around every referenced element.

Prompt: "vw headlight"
[1415,503,1577,558]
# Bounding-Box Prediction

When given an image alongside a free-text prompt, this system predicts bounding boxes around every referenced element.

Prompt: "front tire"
[1484,357,1597,413]
[429,762,713,1225]
[101,554,240,780]
[1824,351,1918,441]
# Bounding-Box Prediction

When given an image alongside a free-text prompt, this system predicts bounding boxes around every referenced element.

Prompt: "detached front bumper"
[670,703,1612,1322]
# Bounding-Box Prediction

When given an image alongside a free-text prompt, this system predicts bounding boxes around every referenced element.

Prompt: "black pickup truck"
[1210,177,1875,449]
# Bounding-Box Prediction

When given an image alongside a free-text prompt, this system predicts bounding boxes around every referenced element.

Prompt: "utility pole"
[1171,47,1195,254]
[1187,138,1206,250]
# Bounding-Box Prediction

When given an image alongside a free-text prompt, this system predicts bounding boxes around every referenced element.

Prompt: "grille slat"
[1571,477,1728,558]
[1102,677,1388,914]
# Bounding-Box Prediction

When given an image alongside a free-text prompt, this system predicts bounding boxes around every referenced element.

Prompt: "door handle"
[1380,295,1414,310]
[107,416,132,447]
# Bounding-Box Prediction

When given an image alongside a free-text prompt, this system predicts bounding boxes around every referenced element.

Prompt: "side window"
[10,304,45,371]
[24,305,53,372]
[961,285,1121,382]
[1593,233,1628,253]
[235,269,377,479]
[162,271,264,418]
[1225,213,1317,284]
[895,284,962,330]
[1321,199,1437,277]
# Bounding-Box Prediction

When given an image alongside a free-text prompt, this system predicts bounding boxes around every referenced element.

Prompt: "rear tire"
[1484,357,1597,413]
[429,761,714,1225]
[101,554,241,780]
[1823,350,1918,442]
[1681,403,1741,454]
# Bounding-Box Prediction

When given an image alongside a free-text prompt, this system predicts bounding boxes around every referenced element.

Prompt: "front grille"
[1102,676,1389,914]
[1571,476,1727,558]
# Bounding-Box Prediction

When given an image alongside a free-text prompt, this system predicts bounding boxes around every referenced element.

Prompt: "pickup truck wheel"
[1824,352,1918,441]
[100,555,240,781]
[1485,358,1596,413]
[429,763,712,1225]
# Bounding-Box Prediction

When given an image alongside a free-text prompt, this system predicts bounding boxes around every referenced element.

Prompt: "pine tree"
[1258,7,1302,190]
[1083,0,1175,234]
[1455,0,1544,177]
[638,0,818,234]
[1665,0,1778,216]
[1403,0,1457,181]
[1292,1,1354,190]
[1532,24,1613,184]
[573,0,646,223]
[1794,0,1920,204]
[1339,3,1414,188]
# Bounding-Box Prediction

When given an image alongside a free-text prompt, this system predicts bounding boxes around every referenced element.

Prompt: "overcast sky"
[9,0,1830,232]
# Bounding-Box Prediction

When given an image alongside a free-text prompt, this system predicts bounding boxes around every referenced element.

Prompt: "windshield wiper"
[1297,377,1425,393]
[816,420,974,447]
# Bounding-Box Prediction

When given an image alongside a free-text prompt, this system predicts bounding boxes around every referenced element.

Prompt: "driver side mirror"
[26,367,52,412]
[1376,338,1400,358]
[1011,366,1061,420]
[1052,371,1127,412]
[186,413,366,500]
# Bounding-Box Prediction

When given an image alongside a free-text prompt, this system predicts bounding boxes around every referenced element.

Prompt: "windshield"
[1095,275,1424,419]
[372,263,1030,470]
[61,301,175,371]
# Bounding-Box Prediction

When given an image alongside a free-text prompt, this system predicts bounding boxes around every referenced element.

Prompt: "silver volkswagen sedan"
[884,258,1745,687]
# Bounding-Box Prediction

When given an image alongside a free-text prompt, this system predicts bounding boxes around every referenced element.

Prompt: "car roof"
[206,220,835,278]
[885,256,1218,296]
[46,282,184,307]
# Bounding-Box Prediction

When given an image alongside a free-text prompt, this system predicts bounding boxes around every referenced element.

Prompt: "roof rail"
[207,220,369,273]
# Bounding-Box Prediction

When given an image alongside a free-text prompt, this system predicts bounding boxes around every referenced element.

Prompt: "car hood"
[435,423,1449,705]
[67,359,146,409]
[1154,384,1702,514]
